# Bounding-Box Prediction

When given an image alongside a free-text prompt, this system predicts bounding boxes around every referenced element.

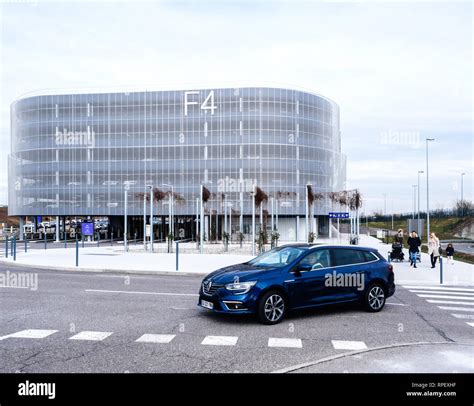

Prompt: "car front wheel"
[257,290,287,325]
[364,283,386,312]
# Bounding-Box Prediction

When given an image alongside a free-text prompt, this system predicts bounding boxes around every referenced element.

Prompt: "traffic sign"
[81,222,94,236]
[328,212,350,219]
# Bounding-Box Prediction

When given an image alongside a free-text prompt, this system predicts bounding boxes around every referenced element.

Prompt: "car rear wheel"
[257,290,287,325]
[364,283,386,312]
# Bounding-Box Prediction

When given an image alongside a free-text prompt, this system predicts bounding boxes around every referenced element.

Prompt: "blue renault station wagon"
[198,244,395,324]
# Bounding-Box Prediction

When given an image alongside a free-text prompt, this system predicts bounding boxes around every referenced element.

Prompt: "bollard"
[75,237,79,267]
[439,256,443,285]
[176,242,179,271]
[111,232,114,247]
[64,231,67,248]
[134,232,137,246]
[44,232,47,250]
[5,236,8,258]
[97,232,100,247]
[82,235,84,248]
[24,239,27,253]
[13,237,16,261]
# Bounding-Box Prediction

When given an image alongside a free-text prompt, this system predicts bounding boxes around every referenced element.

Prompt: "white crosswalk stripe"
[0,329,58,340]
[427,300,474,306]
[409,290,474,296]
[268,337,302,348]
[135,334,175,344]
[466,322,474,327]
[69,331,113,341]
[417,294,474,301]
[403,285,474,292]
[451,313,474,320]
[437,306,474,312]
[201,335,238,346]
[331,340,367,350]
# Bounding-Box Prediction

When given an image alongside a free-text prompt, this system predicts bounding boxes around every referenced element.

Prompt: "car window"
[362,251,377,262]
[298,249,331,270]
[332,249,367,266]
[248,247,305,268]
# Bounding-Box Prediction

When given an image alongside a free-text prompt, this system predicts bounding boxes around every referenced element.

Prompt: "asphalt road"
[0,264,473,373]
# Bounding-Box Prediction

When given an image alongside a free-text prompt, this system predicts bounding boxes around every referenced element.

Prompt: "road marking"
[0,329,58,340]
[268,337,303,348]
[467,322,474,327]
[331,340,367,350]
[136,334,175,344]
[85,289,199,297]
[386,302,409,306]
[451,314,474,320]
[437,306,474,312]
[427,300,474,306]
[409,290,474,296]
[201,335,238,346]
[417,294,474,301]
[403,285,474,292]
[69,331,113,341]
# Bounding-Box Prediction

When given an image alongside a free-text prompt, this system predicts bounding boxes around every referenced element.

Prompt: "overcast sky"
[0,0,472,215]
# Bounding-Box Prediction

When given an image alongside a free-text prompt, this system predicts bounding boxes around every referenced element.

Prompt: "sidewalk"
[357,234,474,287]
[0,235,472,285]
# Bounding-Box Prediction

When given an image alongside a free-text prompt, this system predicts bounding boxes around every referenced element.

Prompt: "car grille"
[202,280,223,296]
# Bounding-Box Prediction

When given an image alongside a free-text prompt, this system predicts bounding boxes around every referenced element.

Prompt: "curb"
[0,259,206,277]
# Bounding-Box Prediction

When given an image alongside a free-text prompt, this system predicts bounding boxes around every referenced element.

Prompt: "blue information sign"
[328,212,350,219]
[81,222,94,236]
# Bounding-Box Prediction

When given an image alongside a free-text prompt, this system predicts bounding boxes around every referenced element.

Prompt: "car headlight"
[224,281,257,294]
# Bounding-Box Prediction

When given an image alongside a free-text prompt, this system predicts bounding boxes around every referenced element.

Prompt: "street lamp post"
[426,138,435,243]
[147,185,154,252]
[417,170,423,234]
[305,183,311,243]
[461,172,466,216]
[251,185,256,256]
[124,184,129,252]
[412,185,417,220]
[162,183,174,238]
[143,192,147,250]
[200,185,204,254]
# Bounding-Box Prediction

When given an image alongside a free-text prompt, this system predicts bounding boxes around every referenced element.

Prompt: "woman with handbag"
[428,232,440,268]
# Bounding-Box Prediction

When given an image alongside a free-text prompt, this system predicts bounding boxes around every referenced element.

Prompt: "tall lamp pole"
[162,183,174,238]
[251,185,256,256]
[461,172,466,216]
[417,170,424,234]
[426,138,435,242]
[412,185,417,220]
[124,184,129,252]
[147,185,154,252]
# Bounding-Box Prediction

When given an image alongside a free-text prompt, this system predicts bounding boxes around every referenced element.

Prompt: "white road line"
[331,340,368,350]
[85,289,199,297]
[417,294,474,301]
[437,306,474,312]
[403,285,474,292]
[409,290,474,296]
[135,334,175,344]
[427,300,474,306]
[0,329,58,341]
[201,335,238,346]
[451,314,474,320]
[268,338,303,348]
[69,331,113,341]
[386,302,409,306]
[466,322,474,327]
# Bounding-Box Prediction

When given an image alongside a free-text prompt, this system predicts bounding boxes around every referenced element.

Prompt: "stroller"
[390,242,405,262]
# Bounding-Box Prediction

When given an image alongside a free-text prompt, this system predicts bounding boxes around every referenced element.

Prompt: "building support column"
[55,216,60,242]
[19,216,25,241]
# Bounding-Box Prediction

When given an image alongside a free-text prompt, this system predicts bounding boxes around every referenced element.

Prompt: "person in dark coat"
[407,231,421,268]
[445,243,455,265]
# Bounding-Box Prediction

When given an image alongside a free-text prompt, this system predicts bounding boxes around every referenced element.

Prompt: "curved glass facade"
[9,87,346,225]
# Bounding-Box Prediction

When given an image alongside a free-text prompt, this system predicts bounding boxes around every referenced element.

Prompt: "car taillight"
[388,264,393,273]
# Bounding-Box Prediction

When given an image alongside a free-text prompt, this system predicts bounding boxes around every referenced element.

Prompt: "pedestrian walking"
[407,230,421,268]
[445,243,455,265]
[428,232,440,268]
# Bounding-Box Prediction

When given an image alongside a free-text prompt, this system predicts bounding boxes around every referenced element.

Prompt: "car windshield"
[247,247,305,268]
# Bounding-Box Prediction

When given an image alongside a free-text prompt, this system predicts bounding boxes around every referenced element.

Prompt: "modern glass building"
[9,86,346,241]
